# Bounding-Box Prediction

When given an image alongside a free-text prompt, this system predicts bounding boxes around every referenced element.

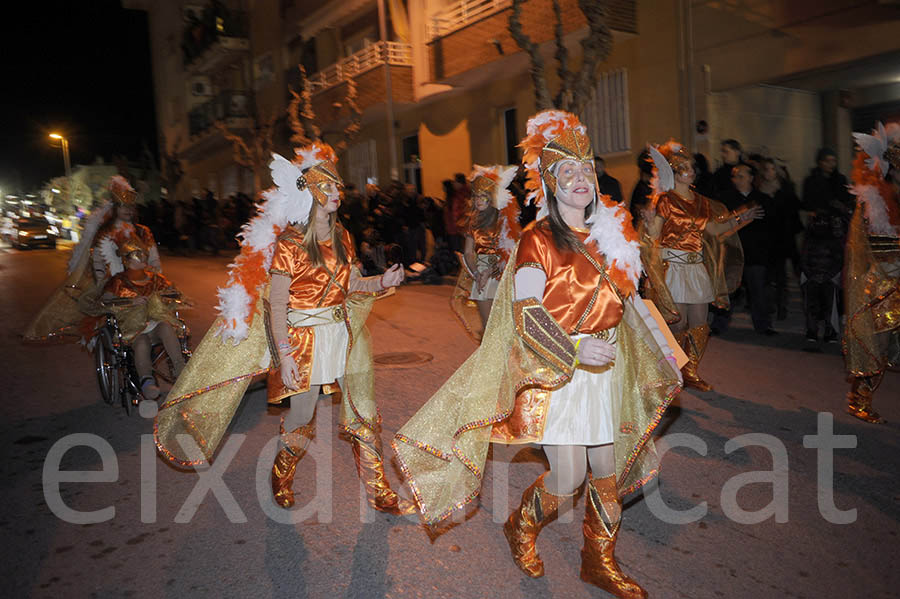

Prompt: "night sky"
[0,1,157,193]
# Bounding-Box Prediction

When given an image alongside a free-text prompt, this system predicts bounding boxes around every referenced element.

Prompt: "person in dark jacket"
[713,139,743,199]
[629,149,654,230]
[593,156,623,204]
[726,164,778,335]
[757,158,803,320]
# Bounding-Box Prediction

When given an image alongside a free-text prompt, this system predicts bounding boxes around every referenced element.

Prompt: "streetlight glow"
[49,133,63,140]
[51,188,61,194]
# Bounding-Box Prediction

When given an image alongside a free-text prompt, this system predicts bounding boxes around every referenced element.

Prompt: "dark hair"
[722,139,742,152]
[546,187,594,253]
[594,156,605,166]
[441,179,454,198]
[731,163,754,178]
[693,153,710,174]
[453,173,467,185]
[637,149,653,175]
[816,147,837,163]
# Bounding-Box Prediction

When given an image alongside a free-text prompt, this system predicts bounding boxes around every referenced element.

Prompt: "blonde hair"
[300,201,348,267]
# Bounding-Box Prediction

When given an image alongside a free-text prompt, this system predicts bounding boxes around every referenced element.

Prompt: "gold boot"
[351,430,417,515]
[847,374,884,424]
[271,418,316,508]
[679,324,713,391]
[503,472,577,578]
[580,475,647,599]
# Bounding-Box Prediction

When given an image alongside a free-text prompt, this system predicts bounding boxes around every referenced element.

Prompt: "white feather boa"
[97,236,124,277]
[214,151,318,345]
[67,202,112,275]
[852,183,900,237]
[585,199,642,290]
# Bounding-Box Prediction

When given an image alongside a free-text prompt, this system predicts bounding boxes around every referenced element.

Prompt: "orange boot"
[271,418,316,508]
[351,430,416,515]
[679,324,713,391]
[847,374,884,424]
[580,475,647,598]
[503,472,578,577]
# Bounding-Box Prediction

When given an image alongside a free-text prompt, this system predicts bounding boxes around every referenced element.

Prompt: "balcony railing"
[307,41,412,92]
[188,90,253,137]
[428,0,511,40]
[183,8,250,66]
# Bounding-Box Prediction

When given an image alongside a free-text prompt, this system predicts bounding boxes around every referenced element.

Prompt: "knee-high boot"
[351,429,416,515]
[271,417,316,508]
[503,472,578,577]
[847,373,884,424]
[678,324,712,391]
[581,475,647,599]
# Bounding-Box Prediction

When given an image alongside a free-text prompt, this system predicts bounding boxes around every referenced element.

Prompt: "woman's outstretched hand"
[381,263,405,288]
[577,338,616,367]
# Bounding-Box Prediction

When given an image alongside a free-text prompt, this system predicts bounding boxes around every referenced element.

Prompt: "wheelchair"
[93,294,191,415]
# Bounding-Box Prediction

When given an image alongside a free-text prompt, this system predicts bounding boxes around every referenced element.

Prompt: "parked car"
[13,217,57,249]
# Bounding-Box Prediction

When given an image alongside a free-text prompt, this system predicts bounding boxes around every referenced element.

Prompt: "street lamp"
[49,133,72,205]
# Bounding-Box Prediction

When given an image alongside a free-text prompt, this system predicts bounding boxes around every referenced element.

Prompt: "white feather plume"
[97,236,123,277]
[585,201,642,289]
[648,145,674,195]
[853,121,889,175]
[215,283,253,344]
[67,201,112,275]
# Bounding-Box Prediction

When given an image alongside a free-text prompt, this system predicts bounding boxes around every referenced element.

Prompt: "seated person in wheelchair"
[100,239,186,400]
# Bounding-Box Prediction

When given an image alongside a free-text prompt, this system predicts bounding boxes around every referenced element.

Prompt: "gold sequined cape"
[392,244,681,525]
[449,253,483,343]
[155,288,382,467]
[843,207,900,377]
[640,194,744,323]
[22,245,99,342]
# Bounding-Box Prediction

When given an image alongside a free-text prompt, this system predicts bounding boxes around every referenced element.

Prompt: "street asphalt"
[1,246,897,598]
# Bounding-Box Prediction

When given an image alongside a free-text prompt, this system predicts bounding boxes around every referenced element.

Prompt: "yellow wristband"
[574,337,583,367]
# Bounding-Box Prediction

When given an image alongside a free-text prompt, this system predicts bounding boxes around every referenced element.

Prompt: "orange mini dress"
[656,190,715,304]
[266,226,356,403]
[514,220,625,445]
[468,216,503,301]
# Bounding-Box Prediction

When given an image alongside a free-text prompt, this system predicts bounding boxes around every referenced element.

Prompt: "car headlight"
[19,231,28,237]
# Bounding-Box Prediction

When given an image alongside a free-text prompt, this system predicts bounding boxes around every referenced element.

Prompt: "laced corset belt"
[661,247,704,265]
[286,304,346,328]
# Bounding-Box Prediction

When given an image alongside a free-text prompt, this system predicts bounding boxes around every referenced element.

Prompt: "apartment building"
[125,0,692,202]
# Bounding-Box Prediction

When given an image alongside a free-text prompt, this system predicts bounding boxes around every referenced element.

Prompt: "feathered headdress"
[215,141,339,344]
[519,110,592,218]
[850,122,900,237]
[469,164,521,260]
[109,175,137,205]
[648,140,692,196]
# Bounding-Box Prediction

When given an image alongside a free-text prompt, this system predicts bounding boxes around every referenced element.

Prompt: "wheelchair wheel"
[94,328,120,406]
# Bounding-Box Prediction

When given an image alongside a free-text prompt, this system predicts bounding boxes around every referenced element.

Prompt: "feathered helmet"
[853,121,900,176]
[116,237,149,262]
[520,110,595,216]
[109,175,137,205]
[469,164,518,211]
[648,140,693,195]
[215,141,341,344]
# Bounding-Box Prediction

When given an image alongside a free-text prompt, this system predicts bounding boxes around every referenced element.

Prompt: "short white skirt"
[540,332,618,446]
[469,254,501,301]
[662,247,715,304]
[287,306,350,385]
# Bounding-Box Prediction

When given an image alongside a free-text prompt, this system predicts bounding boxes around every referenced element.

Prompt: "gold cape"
[22,245,100,342]
[392,244,681,525]
[843,208,900,377]
[640,197,744,323]
[155,288,382,467]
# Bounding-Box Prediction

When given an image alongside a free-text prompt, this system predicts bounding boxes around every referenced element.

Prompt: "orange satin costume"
[494,219,625,443]
[514,220,624,335]
[266,225,356,403]
[86,270,180,342]
[656,191,710,253]
[471,217,502,256]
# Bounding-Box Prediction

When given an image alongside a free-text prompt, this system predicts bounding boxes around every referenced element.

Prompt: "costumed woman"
[451,164,521,340]
[843,122,900,423]
[94,238,185,400]
[641,142,759,390]
[155,142,414,515]
[23,175,160,343]
[394,111,682,598]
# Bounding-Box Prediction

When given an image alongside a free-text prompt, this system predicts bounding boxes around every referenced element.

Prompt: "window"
[582,68,630,155]
[402,134,422,193]
[502,107,519,164]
